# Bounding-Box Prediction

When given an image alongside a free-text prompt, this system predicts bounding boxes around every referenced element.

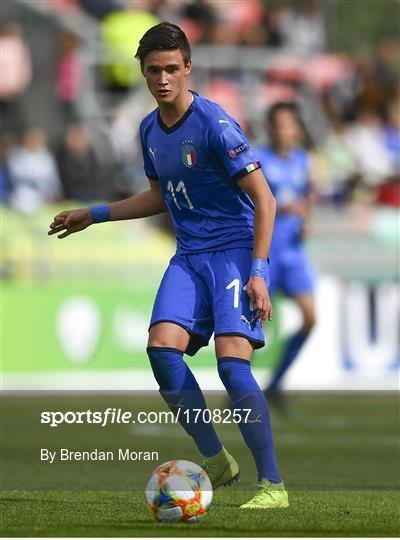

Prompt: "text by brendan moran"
[41,448,159,463]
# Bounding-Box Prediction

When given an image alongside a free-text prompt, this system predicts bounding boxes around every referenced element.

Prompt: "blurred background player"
[257,103,316,409]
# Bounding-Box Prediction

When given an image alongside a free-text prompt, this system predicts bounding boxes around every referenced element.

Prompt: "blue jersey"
[256,146,311,245]
[140,92,262,254]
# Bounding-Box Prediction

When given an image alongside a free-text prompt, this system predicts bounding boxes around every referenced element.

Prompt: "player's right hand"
[48,208,93,239]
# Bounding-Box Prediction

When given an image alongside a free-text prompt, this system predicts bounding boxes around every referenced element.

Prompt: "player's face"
[142,50,192,105]
[271,110,302,150]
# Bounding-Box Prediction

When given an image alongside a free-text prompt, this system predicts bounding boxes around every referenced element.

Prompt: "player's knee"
[148,323,190,350]
[215,336,253,360]
[148,336,175,348]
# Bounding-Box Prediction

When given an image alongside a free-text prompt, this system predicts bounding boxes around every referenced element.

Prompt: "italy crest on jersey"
[182,141,196,167]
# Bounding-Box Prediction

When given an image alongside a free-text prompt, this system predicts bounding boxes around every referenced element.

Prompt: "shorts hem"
[176,244,253,256]
[149,319,191,334]
[149,319,210,356]
[214,331,265,350]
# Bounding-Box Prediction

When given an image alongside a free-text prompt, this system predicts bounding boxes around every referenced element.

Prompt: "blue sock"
[147,346,223,457]
[268,330,309,390]
[217,357,281,483]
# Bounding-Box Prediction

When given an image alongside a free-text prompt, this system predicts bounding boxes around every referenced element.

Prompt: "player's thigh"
[148,322,190,350]
[215,335,254,360]
[149,254,213,354]
[291,293,316,331]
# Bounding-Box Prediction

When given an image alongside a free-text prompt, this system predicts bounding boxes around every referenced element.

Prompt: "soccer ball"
[145,460,213,523]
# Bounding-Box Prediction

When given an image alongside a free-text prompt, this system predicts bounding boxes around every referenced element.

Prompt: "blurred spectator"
[344,108,395,187]
[179,1,218,44]
[57,123,104,202]
[7,128,62,214]
[109,113,142,196]
[303,54,353,93]
[375,97,400,208]
[224,0,267,46]
[56,31,83,126]
[100,8,159,91]
[56,32,83,123]
[80,0,122,19]
[278,1,326,55]
[0,25,32,100]
[43,0,80,11]
[384,98,400,171]
[0,24,32,132]
[206,0,269,46]
[310,105,359,203]
[263,4,285,47]
[373,38,399,92]
[354,38,398,120]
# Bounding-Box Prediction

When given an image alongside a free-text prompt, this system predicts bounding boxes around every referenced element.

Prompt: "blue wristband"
[250,257,267,278]
[90,204,111,224]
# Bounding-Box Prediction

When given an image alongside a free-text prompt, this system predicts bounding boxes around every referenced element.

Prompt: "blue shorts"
[149,248,267,356]
[268,242,315,296]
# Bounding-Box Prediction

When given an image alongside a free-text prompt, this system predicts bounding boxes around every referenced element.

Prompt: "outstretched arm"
[238,169,276,322]
[48,180,167,239]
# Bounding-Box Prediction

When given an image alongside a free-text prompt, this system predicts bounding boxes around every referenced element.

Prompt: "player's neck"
[158,90,193,128]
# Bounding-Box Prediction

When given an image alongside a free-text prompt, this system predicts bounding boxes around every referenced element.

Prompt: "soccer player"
[48,23,288,509]
[257,103,316,404]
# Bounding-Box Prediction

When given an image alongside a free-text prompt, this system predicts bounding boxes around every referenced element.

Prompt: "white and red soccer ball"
[145,460,213,523]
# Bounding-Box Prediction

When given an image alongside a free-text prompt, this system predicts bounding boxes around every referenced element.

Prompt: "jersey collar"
[157,91,197,134]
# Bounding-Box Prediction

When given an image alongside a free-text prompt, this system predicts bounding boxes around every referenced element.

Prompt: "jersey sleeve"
[207,119,262,181]
[139,123,158,181]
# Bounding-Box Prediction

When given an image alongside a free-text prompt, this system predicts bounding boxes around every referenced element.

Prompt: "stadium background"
[1,1,399,537]
[2,0,398,392]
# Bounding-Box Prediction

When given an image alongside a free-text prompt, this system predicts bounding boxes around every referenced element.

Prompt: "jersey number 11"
[167,180,194,210]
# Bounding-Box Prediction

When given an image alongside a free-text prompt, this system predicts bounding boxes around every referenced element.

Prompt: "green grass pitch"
[1,392,399,537]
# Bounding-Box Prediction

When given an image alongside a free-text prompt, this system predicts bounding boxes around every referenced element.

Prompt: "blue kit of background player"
[258,146,315,297]
[257,103,317,397]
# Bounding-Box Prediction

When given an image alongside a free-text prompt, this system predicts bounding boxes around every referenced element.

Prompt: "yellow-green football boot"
[201,447,240,489]
[240,479,289,509]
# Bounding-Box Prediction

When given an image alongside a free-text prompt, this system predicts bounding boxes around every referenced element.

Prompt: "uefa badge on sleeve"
[182,141,196,168]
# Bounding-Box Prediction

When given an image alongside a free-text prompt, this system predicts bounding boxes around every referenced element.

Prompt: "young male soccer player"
[257,103,316,402]
[48,22,288,509]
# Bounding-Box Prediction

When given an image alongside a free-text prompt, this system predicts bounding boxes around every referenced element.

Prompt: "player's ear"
[184,59,192,77]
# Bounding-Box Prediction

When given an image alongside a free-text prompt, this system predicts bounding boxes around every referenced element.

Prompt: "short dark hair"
[267,102,300,128]
[135,22,191,66]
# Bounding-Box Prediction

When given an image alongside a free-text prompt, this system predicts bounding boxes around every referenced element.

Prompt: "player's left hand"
[246,276,272,322]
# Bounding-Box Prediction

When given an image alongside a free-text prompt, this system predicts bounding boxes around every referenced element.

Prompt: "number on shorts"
[226,278,240,308]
